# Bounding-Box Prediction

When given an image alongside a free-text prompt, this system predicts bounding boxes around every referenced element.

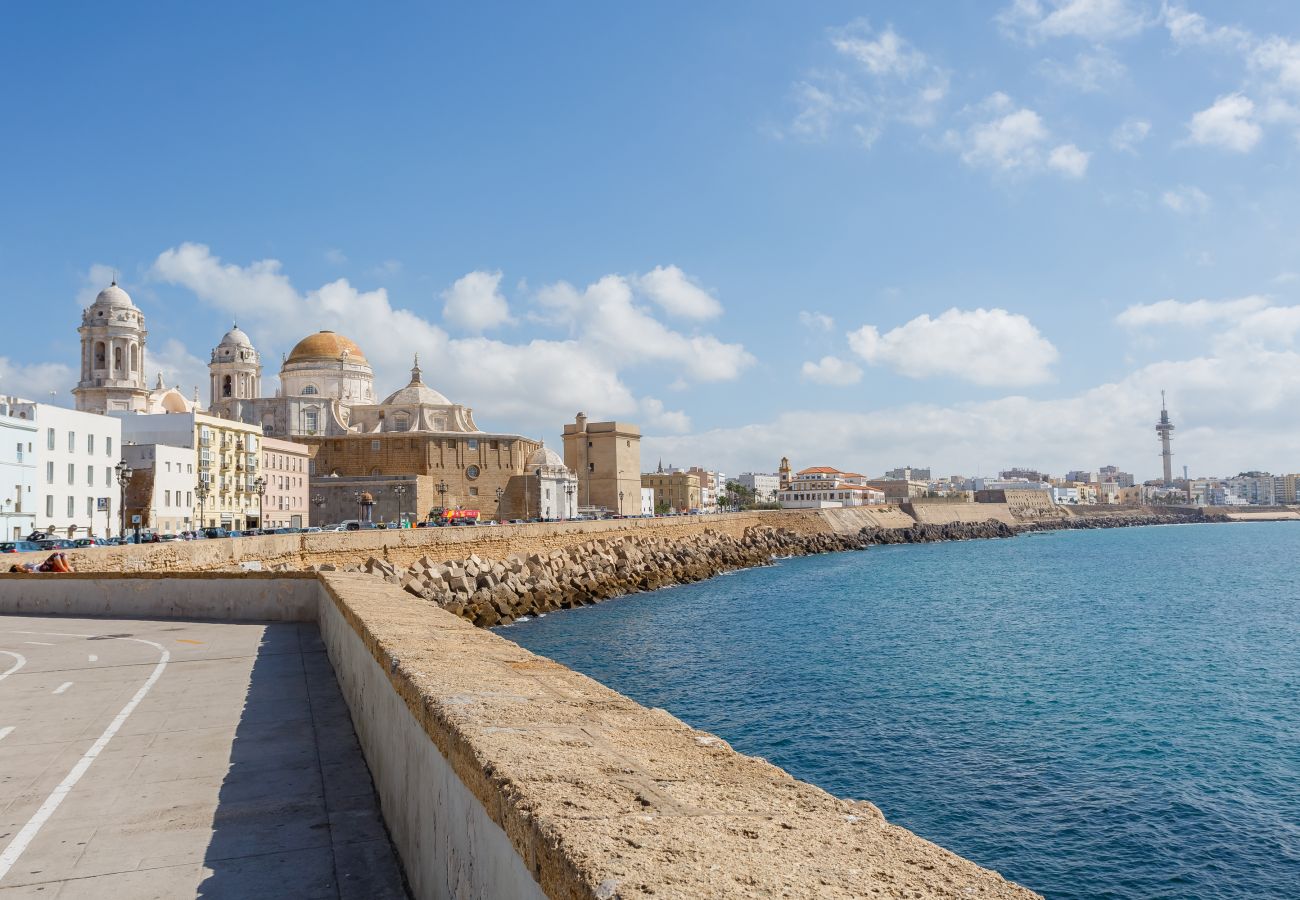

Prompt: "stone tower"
[73,281,149,414]
[562,412,642,515]
[208,325,262,417]
[778,456,792,491]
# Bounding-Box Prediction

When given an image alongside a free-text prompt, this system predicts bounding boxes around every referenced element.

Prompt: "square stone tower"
[562,413,641,515]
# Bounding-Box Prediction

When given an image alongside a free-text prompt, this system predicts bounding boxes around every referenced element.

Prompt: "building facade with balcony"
[122,443,197,534]
[261,436,310,528]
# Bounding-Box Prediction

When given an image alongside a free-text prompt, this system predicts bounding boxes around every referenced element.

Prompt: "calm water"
[499,522,1300,899]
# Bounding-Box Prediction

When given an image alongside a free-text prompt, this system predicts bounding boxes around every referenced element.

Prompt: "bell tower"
[208,325,262,418]
[73,281,149,414]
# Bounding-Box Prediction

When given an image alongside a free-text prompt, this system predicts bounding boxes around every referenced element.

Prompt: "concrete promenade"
[0,615,405,899]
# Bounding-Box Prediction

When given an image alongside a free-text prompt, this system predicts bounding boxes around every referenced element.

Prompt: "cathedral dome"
[218,325,254,349]
[527,445,566,471]
[91,282,136,310]
[381,357,449,406]
[286,330,368,365]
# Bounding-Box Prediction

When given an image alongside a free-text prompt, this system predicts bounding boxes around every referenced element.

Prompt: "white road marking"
[88,654,97,662]
[0,651,25,682]
[52,682,72,695]
[0,631,169,883]
[21,642,52,647]
[0,727,13,743]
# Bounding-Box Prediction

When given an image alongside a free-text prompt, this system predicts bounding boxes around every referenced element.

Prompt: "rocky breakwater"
[1022,511,1196,531]
[342,525,866,627]
[859,520,1017,544]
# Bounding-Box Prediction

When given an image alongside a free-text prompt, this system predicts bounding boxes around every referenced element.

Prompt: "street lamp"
[495,486,504,522]
[115,460,133,540]
[392,483,408,527]
[435,479,448,515]
[195,479,209,531]
[564,482,575,520]
[253,475,267,529]
[619,490,624,516]
[311,494,324,528]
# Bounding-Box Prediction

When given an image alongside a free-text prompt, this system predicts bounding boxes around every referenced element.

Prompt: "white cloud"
[1116,295,1271,327]
[847,307,1059,387]
[537,275,753,382]
[945,94,1089,178]
[143,339,208,402]
[643,348,1300,480]
[1251,36,1300,96]
[1160,184,1212,214]
[785,20,948,147]
[372,259,403,277]
[1038,48,1127,92]
[1110,117,1152,152]
[634,265,723,319]
[324,248,348,265]
[1187,93,1262,152]
[800,356,864,386]
[0,357,76,404]
[639,397,692,434]
[997,0,1150,44]
[1161,3,1251,50]
[1048,143,1091,177]
[799,311,836,331]
[441,270,513,332]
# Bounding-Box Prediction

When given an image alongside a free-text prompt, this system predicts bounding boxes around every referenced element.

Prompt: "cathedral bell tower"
[208,325,262,418]
[73,281,149,414]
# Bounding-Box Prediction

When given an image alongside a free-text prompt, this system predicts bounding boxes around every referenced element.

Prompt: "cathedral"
[72,283,579,523]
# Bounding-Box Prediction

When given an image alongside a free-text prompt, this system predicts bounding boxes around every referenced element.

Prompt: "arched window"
[113,346,123,371]
[222,375,232,398]
[94,342,106,369]
[393,412,410,431]
[302,384,318,395]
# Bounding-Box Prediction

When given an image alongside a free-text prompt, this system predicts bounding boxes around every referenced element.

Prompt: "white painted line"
[52,682,72,695]
[0,727,13,743]
[0,651,25,682]
[21,642,52,647]
[0,633,169,883]
[88,654,98,662]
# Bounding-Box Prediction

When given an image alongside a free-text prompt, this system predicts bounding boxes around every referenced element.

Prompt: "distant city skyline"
[3,2,1300,478]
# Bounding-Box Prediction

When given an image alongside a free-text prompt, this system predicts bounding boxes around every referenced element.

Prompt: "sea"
[497,522,1300,900]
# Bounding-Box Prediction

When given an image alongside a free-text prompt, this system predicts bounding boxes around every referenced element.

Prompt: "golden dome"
[285,330,368,365]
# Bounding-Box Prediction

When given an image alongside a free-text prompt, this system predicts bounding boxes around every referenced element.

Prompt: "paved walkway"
[0,615,407,899]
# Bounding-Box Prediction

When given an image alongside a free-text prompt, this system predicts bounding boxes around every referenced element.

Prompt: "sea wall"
[904,500,1019,526]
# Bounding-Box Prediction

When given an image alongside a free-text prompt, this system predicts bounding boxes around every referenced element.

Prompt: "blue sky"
[3,1,1300,480]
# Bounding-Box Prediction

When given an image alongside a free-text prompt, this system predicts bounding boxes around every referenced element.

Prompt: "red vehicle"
[438,509,480,525]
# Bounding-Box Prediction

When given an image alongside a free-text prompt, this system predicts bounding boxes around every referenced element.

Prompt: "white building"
[779,467,885,509]
[8,402,123,538]
[736,472,780,503]
[0,398,38,539]
[641,487,655,516]
[521,447,578,521]
[122,443,197,534]
[72,282,150,414]
[1051,486,1080,505]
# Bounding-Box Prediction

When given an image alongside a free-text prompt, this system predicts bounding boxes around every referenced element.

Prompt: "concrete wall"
[904,501,1019,526]
[815,506,917,532]
[0,572,318,620]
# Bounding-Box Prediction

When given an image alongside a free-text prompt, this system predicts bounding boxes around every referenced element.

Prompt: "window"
[490,440,499,450]
[87,434,94,455]
[302,384,318,395]
[45,495,53,517]
[589,463,595,473]
[114,346,123,371]
[469,487,478,496]
[165,490,171,507]
[67,431,75,452]
[303,411,318,433]
[87,466,94,486]
[68,464,75,485]
[15,442,21,463]
[67,496,74,516]
[466,465,480,480]
[467,439,478,451]
[46,462,53,483]
[47,428,54,450]
[187,492,192,507]
[105,467,111,486]
[106,437,112,457]
[87,497,94,517]
[371,440,381,451]
[187,464,192,474]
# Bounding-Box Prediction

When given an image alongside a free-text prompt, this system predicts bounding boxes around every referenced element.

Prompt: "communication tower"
[1156,391,1175,486]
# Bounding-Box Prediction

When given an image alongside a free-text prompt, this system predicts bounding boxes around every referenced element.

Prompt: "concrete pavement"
[0,615,406,899]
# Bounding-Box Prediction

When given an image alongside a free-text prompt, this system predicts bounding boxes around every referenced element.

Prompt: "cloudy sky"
[3,1,1299,480]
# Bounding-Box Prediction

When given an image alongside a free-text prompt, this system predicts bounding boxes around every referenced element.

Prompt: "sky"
[3,0,1299,481]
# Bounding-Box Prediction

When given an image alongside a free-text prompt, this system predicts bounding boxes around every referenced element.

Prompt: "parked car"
[302,526,323,534]
[203,527,231,539]
[157,533,181,542]
[36,538,77,550]
[0,541,42,553]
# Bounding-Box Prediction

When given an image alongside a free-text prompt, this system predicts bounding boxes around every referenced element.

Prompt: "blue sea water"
[498,522,1300,899]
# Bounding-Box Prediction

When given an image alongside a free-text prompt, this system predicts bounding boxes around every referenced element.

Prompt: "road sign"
[131,514,142,525]
[96,498,109,511]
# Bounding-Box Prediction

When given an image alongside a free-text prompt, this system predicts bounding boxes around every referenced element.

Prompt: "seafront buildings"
[0,399,37,539]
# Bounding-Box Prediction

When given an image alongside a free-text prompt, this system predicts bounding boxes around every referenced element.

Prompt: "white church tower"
[72,281,149,414]
[208,325,261,419]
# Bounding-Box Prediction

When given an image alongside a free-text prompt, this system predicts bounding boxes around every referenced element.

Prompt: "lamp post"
[619,490,624,517]
[195,479,209,532]
[393,483,407,527]
[435,479,448,516]
[495,486,504,522]
[353,489,363,523]
[564,482,575,520]
[114,460,133,541]
[253,475,267,529]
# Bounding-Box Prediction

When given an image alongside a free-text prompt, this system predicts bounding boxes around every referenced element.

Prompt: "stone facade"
[562,413,641,515]
[73,282,150,415]
[261,436,310,528]
[641,471,701,513]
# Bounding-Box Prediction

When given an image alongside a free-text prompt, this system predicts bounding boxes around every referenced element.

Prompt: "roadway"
[0,615,406,898]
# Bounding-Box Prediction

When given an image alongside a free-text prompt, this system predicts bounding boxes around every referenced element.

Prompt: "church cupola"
[208,324,262,414]
[73,280,150,414]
